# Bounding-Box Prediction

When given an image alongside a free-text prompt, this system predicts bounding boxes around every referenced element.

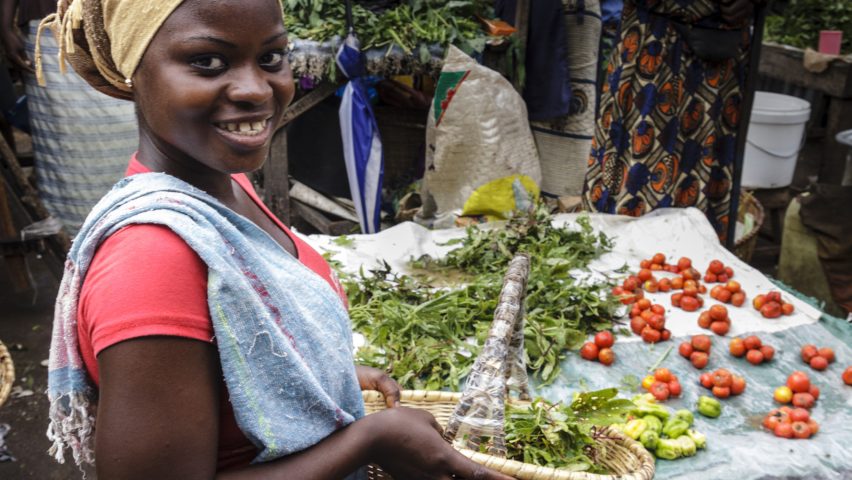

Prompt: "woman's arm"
[97,337,513,480]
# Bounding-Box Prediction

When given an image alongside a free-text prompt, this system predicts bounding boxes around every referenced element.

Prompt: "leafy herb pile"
[283,0,494,58]
[342,206,620,390]
[500,389,634,472]
[765,0,852,52]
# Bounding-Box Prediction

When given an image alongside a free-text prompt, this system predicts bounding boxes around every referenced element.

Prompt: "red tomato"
[660,329,672,341]
[638,269,653,282]
[774,423,794,438]
[760,345,775,362]
[698,311,713,329]
[810,356,828,371]
[668,380,682,397]
[724,266,734,278]
[650,381,670,401]
[652,253,666,265]
[807,419,820,435]
[709,305,728,322]
[801,345,819,363]
[691,351,709,370]
[792,393,816,409]
[708,260,724,275]
[640,259,652,269]
[726,280,741,293]
[730,375,746,395]
[746,349,765,365]
[679,342,694,358]
[681,296,700,312]
[791,421,811,439]
[598,348,615,366]
[594,331,615,349]
[712,369,733,388]
[671,292,683,307]
[809,385,820,400]
[763,414,781,431]
[731,292,745,307]
[677,257,692,271]
[630,316,647,335]
[717,274,729,284]
[712,386,731,399]
[637,298,652,311]
[671,277,684,290]
[658,278,672,292]
[710,321,730,336]
[761,302,782,319]
[692,335,712,352]
[729,338,746,358]
[654,368,673,383]
[787,372,811,393]
[580,342,599,361]
[651,304,666,315]
[647,314,666,331]
[753,294,767,310]
[716,288,732,303]
[743,336,762,350]
[641,326,662,343]
[766,291,782,303]
[844,366,852,386]
[789,408,810,423]
[700,372,714,389]
[704,273,717,283]
[817,347,835,364]
[781,302,795,315]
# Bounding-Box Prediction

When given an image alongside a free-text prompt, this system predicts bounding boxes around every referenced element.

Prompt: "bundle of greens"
[282,0,493,58]
[342,205,620,390]
[765,0,852,52]
[500,389,634,472]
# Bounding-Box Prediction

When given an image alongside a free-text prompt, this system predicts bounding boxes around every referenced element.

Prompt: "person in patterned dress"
[582,0,761,242]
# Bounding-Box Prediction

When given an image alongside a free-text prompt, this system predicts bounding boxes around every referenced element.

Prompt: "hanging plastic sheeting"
[336,33,384,234]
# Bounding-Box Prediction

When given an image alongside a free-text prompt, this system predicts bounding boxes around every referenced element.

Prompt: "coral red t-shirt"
[77,156,348,471]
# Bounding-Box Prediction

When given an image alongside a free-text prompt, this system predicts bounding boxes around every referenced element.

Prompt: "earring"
[125,78,133,88]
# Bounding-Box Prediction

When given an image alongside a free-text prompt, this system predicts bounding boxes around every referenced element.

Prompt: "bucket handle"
[746,136,806,159]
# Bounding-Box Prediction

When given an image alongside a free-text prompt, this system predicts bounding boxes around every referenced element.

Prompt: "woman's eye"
[190,56,226,71]
[260,51,285,68]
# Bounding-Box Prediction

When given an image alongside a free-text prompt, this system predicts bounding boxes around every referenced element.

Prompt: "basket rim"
[0,341,15,409]
[362,390,656,480]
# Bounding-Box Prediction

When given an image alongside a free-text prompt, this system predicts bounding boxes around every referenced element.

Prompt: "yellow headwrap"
[36,0,186,100]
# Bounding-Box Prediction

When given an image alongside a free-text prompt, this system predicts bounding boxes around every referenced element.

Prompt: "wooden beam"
[759,43,852,99]
[291,199,358,236]
[281,82,339,126]
[0,175,30,292]
[513,0,530,91]
[262,127,291,226]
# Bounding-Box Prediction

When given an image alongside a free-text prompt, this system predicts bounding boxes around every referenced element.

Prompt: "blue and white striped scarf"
[47,173,365,469]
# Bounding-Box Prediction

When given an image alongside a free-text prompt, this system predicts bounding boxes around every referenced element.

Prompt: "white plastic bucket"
[741,91,811,189]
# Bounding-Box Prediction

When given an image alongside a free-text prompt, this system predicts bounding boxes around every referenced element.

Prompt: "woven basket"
[733,190,765,263]
[0,341,14,409]
[363,390,655,480]
[362,255,655,480]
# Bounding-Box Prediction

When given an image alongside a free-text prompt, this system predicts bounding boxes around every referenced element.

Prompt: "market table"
[304,207,851,479]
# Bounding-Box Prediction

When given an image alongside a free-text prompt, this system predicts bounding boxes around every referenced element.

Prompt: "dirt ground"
[0,253,94,479]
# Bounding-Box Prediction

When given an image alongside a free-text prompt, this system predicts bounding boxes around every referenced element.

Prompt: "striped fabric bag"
[24,20,138,235]
[531,0,602,198]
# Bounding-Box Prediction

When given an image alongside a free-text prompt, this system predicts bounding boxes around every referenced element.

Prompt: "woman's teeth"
[217,119,268,136]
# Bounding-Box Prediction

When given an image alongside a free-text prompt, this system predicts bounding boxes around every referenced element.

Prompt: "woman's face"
[133,0,294,175]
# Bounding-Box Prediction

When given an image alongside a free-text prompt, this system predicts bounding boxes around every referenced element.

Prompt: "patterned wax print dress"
[582,0,750,242]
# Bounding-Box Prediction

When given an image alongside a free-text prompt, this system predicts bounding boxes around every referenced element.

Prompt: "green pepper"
[673,409,694,427]
[662,418,690,439]
[640,430,660,450]
[630,394,670,421]
[624,419,648,440]
[686,429,707,449]
[655,438,683,460]
[642,414,663,434]
[676,435,697,457]
[697,395,722,418]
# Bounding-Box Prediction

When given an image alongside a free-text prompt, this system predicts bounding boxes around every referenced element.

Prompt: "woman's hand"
[356,365,401,408]
[0,29,33,74]
[364,407,516,480]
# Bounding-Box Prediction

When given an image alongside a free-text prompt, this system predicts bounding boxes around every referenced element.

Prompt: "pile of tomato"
[580,331,616,366]
[729,335,775,365]
[678,335,712,369]
[628,299,671,344]
[697,305,731,336]
[753,291,794,318]
[801,344,835,371]
[703,260,735,284]
[641,368,682,401]
[699,368,747,399]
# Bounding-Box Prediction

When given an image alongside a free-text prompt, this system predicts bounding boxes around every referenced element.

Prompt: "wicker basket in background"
[734,190,765,264]
[362,255,655,480]
[0,341,14,409]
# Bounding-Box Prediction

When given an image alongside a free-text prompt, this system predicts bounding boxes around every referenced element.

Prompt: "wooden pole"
[727,5,767,250]
[0,175,31,292]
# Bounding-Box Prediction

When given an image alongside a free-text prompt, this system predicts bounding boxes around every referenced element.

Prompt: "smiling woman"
[38,1,514,480]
